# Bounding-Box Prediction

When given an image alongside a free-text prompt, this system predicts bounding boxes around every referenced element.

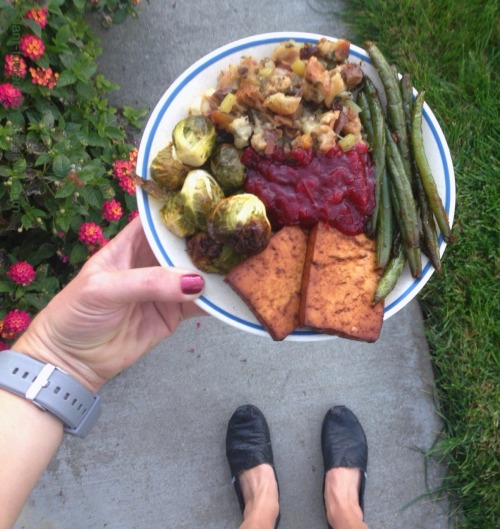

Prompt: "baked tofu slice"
[300,222,384,342]
[225,226,309,341]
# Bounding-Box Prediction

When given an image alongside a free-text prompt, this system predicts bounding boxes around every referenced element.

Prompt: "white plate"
[136,32,456,341]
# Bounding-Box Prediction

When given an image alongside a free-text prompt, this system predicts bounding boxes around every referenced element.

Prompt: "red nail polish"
[181,274,204,295]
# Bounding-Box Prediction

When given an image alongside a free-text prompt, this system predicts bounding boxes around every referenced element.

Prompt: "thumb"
[86,267,205,306]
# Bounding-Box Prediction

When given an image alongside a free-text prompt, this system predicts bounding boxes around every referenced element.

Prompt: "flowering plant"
[0,0,146,349]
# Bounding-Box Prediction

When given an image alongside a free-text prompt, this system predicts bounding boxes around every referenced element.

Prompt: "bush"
[0,0,146,347]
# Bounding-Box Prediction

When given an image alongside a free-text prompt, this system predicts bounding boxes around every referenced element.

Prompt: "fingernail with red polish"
[181,274,204,295]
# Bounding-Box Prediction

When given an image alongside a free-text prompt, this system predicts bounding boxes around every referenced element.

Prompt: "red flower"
[78,222,104,245]
[29,67,59,89]
[25,7,49,29]
[1,310,31,339]
[4,54,27,78]
[128,210,139,222]
[113,159,134,180]
[118,175,136,195]
[102,199,123,222]
[7,262,36,286]
[19,34,45,60]
[0,83,22,108]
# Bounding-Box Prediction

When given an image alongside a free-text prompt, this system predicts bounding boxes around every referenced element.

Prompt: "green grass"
[339,1,500,527]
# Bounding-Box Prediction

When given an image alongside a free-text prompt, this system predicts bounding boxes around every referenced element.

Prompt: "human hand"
[13,217,207,392]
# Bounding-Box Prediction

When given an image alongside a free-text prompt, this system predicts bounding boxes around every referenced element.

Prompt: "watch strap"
[0,349,101,438]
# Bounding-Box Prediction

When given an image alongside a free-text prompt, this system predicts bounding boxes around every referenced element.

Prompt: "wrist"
[13,326,103,393]
[0,349,102,438]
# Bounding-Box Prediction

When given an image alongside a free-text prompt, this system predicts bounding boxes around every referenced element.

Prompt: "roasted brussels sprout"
[210,143,246,192]
[172,115,216,167]
[160,192,196,238]
[186,231,244,274]
[180,169,225,230]
[208,194,271,255]
[150,143,190,191]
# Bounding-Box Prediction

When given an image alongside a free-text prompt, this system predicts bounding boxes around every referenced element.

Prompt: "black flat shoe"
[321,405,368,526]
[226,404,280,528]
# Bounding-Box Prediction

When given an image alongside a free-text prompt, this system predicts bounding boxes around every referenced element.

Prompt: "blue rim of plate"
[138,33,454,338]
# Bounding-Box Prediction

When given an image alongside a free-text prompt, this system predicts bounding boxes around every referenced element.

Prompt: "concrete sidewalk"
[17,2,449,528]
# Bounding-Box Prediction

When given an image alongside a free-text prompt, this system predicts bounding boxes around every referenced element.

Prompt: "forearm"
[0,388,64,529]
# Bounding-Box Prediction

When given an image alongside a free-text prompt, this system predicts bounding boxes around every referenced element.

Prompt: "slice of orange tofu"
[300,222,384,342]
[225,225,309,341]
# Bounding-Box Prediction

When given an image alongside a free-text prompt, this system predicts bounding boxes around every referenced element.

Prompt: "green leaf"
[104,125,125,141]
[72,55,97,83]
[52,154,72,178]
[55,183,76,199]
[41,110,55,130]
[21,215,33,230]
[59,53,74,69]
[55,24,71,46]
[123,106,147,129]
[31,244,56,265]
[56,70,77,88]
[72,0,86,12]
[79,186,102,209]
[10,177,23,201]
[55,214,71,233]
[69,243,87,265]
[35,153,53,166]
[23,18,42,38]
[24,292,51,312]
[0,281,13,293]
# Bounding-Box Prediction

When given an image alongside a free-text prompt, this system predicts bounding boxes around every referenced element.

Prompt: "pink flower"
[102,199,123,222]
[113,159,134,180]
[7,262,36,286]
[0,83,22,109]
[1,310,31,338]
[29,66,59,89]
[19,34,45,60]
[25,7,49,29]
[0,341,9,351]
[4,54,27,78]
[78,222,104,245]
[118,175,136,195]
[128,210,139,222]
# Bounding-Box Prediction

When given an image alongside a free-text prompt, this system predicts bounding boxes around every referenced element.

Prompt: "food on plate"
[225,225,309,341]
[150,142,190,191]
[208,194,271,255]
[172,115,216,167]
[300,222,384,342]
[159,192,196,238]
[186,231,244,274]
[180,169,224,230]
[210,143,246,192]
[139,36,451,341]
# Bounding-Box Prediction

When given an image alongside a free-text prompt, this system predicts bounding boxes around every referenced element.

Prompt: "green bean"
[373,242,406,305]
[385,125,419,249]
[411,91,453,243]
[400,75,442,271]
[376,165,393,268]
[387,156,422,278]
[357,90,374,145]
[364,77,387,241]
[365,41,412,182]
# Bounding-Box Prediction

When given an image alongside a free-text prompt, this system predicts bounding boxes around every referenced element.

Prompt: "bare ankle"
[238,464,279,528]
[324,468,365,529]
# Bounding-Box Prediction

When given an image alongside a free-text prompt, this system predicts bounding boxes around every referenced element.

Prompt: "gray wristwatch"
[0,349,102,438]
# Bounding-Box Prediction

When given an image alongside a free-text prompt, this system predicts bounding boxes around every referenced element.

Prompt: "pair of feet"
[226,405,368,529]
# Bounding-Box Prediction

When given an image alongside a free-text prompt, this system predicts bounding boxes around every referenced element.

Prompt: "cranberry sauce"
[242,143,375,236]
